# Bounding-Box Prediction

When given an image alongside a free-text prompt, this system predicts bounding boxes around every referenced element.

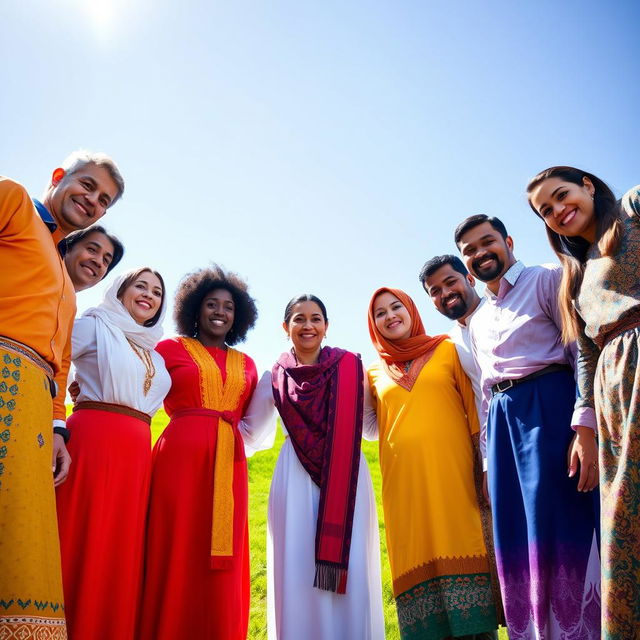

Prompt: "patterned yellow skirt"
[0,340,67,639]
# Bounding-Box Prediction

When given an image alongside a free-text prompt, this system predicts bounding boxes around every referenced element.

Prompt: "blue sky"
[2,0,638,370]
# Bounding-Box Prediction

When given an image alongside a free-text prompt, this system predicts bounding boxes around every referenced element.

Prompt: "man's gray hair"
[60,149,125,205]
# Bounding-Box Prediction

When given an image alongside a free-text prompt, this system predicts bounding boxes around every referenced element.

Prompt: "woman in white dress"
[242,294,385,640]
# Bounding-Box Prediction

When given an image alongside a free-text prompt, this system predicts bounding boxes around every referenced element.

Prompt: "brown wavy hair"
[526,166,621,343]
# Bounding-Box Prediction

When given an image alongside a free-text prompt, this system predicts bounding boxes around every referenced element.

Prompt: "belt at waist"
[73,401,151,425]
[0,335,56,397]
[594,309,640,350]
[491,363,572,396]
[171,407,238,425]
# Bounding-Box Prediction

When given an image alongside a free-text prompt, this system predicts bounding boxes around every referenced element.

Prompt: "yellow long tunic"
[369,340,498,639]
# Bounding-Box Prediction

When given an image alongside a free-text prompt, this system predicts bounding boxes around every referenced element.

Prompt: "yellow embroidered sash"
[180,337,246,562]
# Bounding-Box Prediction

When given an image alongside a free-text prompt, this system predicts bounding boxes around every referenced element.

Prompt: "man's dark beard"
[441,295,468,320]
[471,253,504,282]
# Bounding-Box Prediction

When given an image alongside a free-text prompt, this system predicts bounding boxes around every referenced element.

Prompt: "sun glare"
[79,0,136,40]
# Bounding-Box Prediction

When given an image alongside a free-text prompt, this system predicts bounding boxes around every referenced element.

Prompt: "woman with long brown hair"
[528,168,640,638]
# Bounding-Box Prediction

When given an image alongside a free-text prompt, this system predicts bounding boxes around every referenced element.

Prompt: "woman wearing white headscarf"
[55,267,171,640]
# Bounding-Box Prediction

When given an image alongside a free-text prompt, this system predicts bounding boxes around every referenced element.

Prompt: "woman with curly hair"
[139,265,260,640]
[528,168,640,638]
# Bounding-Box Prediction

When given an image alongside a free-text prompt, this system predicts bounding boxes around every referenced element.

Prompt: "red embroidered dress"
[139,337,257,640]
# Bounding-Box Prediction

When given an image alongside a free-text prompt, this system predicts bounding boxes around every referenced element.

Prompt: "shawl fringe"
[314,561,348,594]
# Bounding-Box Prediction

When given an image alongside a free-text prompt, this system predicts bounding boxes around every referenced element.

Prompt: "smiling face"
[197,288,235,347]
[64,231,115,292]
[457,222,515,288]
[424,263,479,321]
[528,176,597,243]
[45,163,119,235]
[119,271,164,326]
[373,292,412,342]
[283,301,328,358]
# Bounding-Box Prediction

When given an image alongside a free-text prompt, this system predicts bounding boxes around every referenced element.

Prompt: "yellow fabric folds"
[368,340,488,596]
[0,342,67,639]
[180,338,246,559]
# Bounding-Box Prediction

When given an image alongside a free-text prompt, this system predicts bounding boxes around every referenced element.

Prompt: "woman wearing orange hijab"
[367,288,501,640]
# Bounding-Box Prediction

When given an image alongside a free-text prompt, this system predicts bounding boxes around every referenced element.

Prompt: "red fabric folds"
[56,408,152,640]
[138,338,256,640]
[272,347,364,594]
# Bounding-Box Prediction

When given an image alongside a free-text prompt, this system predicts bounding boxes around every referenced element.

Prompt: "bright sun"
[80,0,133,40]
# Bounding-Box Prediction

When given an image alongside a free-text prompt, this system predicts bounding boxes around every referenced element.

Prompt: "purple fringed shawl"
[272,346,364,594]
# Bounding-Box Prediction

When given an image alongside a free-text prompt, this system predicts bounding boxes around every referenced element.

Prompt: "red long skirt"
[138,413,250,640]
[56,408,152,640]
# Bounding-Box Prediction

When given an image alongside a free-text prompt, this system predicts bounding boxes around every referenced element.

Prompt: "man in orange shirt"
[0,151,124,640]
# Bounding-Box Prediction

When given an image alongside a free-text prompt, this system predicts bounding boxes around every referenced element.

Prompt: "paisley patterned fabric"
[594,328,640,638]
[575,186,640,411]
[573,186,640,638]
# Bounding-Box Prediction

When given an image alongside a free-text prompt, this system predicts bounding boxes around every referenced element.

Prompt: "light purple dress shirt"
[468,261,597,467]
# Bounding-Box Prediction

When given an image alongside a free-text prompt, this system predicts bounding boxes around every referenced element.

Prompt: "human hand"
[53,433,72,487]
[482,471,490,506]
[567,426,599,492]
[68,381,80,403]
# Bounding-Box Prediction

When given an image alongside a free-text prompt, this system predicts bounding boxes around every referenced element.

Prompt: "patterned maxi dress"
[573,185,640,638]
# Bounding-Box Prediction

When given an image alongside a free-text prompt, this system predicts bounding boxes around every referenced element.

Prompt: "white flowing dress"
[241,370,385,640]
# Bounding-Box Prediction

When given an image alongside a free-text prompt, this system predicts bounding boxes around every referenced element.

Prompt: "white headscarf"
[83,269,166,349]
[80,269,168,409]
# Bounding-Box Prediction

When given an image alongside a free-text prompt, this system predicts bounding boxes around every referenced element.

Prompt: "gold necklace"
[126,338,155,396]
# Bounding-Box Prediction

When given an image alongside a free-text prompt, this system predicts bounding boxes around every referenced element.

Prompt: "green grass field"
[150,410,508,639]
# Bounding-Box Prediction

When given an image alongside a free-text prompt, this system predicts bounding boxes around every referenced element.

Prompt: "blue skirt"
[487,370,600,639]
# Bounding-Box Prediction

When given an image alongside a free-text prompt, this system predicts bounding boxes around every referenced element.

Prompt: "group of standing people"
[0,152,638,640]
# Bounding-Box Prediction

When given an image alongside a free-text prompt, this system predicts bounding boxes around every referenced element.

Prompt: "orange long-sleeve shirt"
[0,176,75,419]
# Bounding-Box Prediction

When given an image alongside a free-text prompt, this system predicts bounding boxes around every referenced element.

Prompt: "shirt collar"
[32,198,57,232]
[456,296,485,328]
[484,260,525,300]
[502,260,525,286]
[32,198,67,256]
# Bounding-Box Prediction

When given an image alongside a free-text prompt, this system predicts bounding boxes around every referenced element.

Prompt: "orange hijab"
[368,287,448,391]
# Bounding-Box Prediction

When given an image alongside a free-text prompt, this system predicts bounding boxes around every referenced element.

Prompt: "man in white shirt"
[419,254,486,466]
[419,254,500,640]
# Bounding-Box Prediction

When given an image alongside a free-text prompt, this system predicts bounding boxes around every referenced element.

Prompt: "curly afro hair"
[173,265,258,346]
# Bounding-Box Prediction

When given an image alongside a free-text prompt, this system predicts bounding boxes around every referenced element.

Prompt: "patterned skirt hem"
[396,572,498,640]
[0,615,67,639]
